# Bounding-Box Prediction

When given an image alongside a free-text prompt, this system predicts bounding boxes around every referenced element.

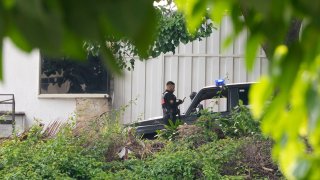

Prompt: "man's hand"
[177,97,186,105]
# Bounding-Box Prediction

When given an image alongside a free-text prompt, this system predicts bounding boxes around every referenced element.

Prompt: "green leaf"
[292,158,311,179]
[222,34,235,50]
[306,84,320,133]
[2,0,16,9]
[59,30,86,60]
[270,45,288,79]
[0,7,4,80]
[101,1,157,58]
[260,91,288,139]
[13,0,64,54]
[168,119,174,127]
[7,24,33,52]
[61,0,101,40]
[175,0,208,34]
[249,76,273,119]
[209,0,230,24]
[100,46,122,75]
[245,34,262,71]
[0,40,2,80]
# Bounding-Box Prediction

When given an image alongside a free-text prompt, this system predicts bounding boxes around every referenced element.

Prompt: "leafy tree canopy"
[40,3,212,93]
[83,4,213,71]
[175,0,320,178]
[0,0,158,75]
[0,1,212,77]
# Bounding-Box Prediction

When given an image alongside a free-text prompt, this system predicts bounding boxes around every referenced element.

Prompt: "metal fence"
[0,94,15,133]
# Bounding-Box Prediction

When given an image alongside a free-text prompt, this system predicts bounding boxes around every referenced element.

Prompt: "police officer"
[161,81,183,125]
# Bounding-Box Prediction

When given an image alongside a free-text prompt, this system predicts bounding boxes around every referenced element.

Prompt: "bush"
[0,125,108,179]
[78,108,129,162]
[196,101,260,138]
[146,150,202,179]
[222,137,282,179]
[220,102,260,137]
[103,145,202,179]
[197,138,244,179]
[0,103,279,179]
[105,137,250,179]
[155,119,183,141]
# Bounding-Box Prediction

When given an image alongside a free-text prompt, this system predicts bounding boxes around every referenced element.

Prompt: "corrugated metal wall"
[113,17,268,124]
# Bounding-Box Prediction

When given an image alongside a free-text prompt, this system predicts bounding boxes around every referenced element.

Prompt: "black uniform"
[161,90,182,124]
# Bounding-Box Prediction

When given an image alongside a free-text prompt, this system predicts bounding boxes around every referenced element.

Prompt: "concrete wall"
[114,17,268,124]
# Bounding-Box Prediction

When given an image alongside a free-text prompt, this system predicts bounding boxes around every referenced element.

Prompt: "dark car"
[131,82,255,136]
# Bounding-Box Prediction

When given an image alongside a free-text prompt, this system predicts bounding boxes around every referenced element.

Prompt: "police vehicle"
[131,80,255,136]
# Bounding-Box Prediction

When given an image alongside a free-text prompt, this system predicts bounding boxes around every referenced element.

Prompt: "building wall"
[0,39,76,128]
[0,17,268,128]
[113,17,268,124]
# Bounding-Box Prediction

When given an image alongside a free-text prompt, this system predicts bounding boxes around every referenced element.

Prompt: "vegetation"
[1,2,212,77]
[0,125,109,179]
[0,105,281,179]
[103,5,213,71]
[0,0,158,75]
[1,0,320,178]
[155,119,183,140]
[176,0,320,178]
[40,5,212,93]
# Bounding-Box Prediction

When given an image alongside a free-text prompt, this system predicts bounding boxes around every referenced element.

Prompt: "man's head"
[166,81,175,92]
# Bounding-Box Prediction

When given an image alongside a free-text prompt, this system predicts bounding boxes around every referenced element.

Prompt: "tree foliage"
[175,0,320,178]
[0,0,158,76]
[1,0,320,178]
[83,5,213,71]
[40,4,212,93]
[0,1,212,78]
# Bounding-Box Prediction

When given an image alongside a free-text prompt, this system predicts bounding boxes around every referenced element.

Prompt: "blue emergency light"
[215,79,225,86]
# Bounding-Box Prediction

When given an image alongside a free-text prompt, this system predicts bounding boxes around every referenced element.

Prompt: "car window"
[200,96,228,112]
[238,87,250,105]
[186,87,229,115]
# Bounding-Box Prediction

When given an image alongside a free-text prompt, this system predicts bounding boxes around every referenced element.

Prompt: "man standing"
[161,81,183,124]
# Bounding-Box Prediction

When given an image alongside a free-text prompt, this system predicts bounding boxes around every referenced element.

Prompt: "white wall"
[114,17,269,124]
[0,39,76,128]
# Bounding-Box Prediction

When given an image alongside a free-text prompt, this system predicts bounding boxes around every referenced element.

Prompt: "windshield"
[185,87,228,115]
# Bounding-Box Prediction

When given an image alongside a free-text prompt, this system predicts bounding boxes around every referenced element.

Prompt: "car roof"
[201,82,256,89]
[184,82,256,115]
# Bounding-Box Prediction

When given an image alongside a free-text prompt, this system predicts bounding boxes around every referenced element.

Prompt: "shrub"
[155,119,183,141]
[79,107,129,162]
[149,150,202,179]
[220,102,260,137]
[222,137,282,179]
[0,103,278,179]
[102,137,237,179]
[0,124,108,179]
[107,150,202,179]
[197,138,244,179]
[176,124,216,148]
[196,101,260,138]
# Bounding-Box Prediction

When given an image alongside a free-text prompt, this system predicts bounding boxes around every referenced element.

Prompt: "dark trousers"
[163,112,177,125]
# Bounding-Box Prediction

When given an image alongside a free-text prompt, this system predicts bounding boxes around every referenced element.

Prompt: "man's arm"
[176,97,185,105]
